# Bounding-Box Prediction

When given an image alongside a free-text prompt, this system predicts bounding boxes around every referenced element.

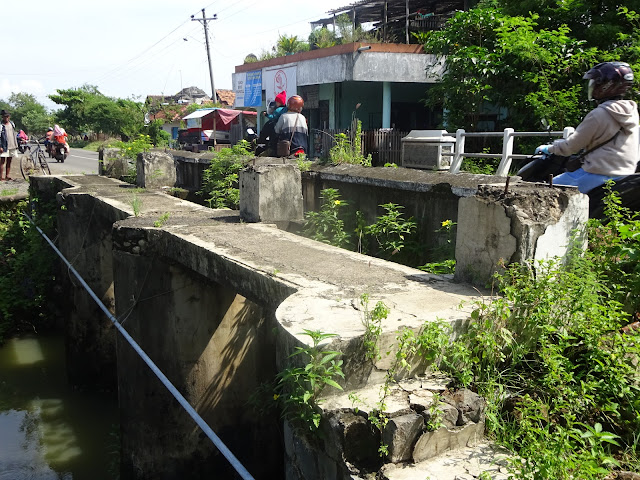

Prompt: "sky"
[4,0,349,110]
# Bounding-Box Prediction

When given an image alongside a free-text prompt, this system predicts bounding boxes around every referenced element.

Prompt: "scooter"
[51,140,68,163]
[517,151,640,218]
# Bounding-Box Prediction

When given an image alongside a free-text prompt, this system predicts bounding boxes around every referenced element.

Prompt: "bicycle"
[20,138,51,180]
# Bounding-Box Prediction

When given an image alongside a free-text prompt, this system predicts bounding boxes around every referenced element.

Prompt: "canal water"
[0,333,118,480]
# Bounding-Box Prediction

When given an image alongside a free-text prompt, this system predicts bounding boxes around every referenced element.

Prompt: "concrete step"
[379,442,513,480]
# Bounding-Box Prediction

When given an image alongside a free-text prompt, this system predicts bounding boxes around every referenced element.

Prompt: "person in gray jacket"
[535,62,638,193]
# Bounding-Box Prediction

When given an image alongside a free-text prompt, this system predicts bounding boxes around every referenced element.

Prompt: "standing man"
[0,110,18,181]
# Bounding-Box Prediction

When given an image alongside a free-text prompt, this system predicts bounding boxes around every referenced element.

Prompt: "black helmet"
[583,62,634,101]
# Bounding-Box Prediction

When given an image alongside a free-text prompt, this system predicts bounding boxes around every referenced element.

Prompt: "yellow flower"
[441,219,452,227]
[334,200,341,205]
[273,394,280,401]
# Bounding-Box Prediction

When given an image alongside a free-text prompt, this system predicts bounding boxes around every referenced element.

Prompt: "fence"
[448,127,575,175]
[312,128,408,166]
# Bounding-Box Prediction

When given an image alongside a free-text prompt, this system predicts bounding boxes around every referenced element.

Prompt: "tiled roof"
[216,89,235,106]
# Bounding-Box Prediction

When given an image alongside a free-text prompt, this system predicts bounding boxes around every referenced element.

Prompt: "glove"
[535,145,550,155]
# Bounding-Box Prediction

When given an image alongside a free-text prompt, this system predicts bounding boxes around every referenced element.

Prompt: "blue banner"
[244,70,262,107]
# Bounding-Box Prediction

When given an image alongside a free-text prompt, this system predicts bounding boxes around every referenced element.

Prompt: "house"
[146,87,238,140]
[232,0,465,159]
[148,105,188,140]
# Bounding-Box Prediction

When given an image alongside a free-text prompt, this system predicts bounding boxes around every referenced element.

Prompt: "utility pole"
[191,9,218,103]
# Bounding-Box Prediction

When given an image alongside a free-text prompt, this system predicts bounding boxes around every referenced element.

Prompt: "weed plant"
[360,293,390,361]
[0,198,57,342]
[198,140,253,209]
[303,188,350,248]
[391,227,640,477]
[328,120,372,167]
[364,203,417,264]
[419,219,457,274]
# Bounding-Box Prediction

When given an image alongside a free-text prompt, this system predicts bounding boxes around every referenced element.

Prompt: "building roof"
[311,0,464,42]
[216,89,235,106]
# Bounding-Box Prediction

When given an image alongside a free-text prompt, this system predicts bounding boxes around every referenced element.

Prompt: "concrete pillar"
[239,163,304,224]
[137,151,177,189]
[113,239,280,479]
[382,81,391,129]
[454,184,589,286]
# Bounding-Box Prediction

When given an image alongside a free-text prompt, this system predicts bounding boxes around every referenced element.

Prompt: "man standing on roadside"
[0,110,18,181]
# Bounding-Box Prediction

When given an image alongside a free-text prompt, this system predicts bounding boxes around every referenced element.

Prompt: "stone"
[383,413,424,463]
[443,388,485,425]
[412,421,485,462]
[437,402,460,429]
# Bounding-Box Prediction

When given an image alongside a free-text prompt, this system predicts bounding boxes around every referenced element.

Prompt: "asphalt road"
[46,148,100,176]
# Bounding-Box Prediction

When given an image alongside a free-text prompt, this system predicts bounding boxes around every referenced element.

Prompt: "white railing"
[447,127,575,176]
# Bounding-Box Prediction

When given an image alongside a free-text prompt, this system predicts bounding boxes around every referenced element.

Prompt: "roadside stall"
[178,108,257,152]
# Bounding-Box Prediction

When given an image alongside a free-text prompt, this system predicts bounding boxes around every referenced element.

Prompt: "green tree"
[50,85,145,140]
[275,34,309,56]
[0,93,51,136]
[308,27,338,49]
[418,1,639,133]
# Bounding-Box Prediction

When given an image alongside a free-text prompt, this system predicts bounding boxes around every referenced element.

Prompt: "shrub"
[198,140,253,209]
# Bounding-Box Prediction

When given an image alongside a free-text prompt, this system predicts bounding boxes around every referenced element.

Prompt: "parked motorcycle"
[517,151,640,218]
[51,140,68,163]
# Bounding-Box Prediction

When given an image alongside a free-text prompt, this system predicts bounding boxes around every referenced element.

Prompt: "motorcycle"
[51,140,68,163]
[517,151,640,219]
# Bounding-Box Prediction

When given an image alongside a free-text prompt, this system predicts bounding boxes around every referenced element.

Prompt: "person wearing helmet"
[274,95,308,156]
[535,61,638,193]
[256,91,287,155]
[45,127,54,156]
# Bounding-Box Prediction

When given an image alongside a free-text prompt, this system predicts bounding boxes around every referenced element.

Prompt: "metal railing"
[447,127,575,176]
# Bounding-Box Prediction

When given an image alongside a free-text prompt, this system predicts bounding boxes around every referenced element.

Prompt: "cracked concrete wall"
[454,185,589,285]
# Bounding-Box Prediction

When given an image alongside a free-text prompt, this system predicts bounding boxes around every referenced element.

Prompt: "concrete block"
[100,147,129,178]
[138,151,177,188]
[455,184,588,285]
[239,163,304,223]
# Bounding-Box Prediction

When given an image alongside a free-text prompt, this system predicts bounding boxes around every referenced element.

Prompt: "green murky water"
[0,334,118,480]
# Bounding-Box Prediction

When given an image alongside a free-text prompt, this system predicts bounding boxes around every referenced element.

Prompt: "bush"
[197,141,253,209]
[0,199,57,342]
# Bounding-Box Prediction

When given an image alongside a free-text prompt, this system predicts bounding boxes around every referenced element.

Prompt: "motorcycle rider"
[53,125,69,156]
[256,90,287,156]
[44,127,54,156]
[275,95,308,156]
[535,61,638,193]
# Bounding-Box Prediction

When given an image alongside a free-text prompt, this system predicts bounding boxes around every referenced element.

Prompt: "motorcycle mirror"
[541,118,551,132]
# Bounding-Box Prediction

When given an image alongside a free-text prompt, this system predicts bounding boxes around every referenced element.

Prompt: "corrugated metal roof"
[182,109,216,120]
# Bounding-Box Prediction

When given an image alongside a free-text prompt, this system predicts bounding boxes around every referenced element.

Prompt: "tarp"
[182,108,257,126]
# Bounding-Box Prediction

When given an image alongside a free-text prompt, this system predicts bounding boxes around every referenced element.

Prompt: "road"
[46,148,100,176]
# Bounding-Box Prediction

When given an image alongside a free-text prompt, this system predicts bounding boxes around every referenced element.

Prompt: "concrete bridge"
[28,155,587,479]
